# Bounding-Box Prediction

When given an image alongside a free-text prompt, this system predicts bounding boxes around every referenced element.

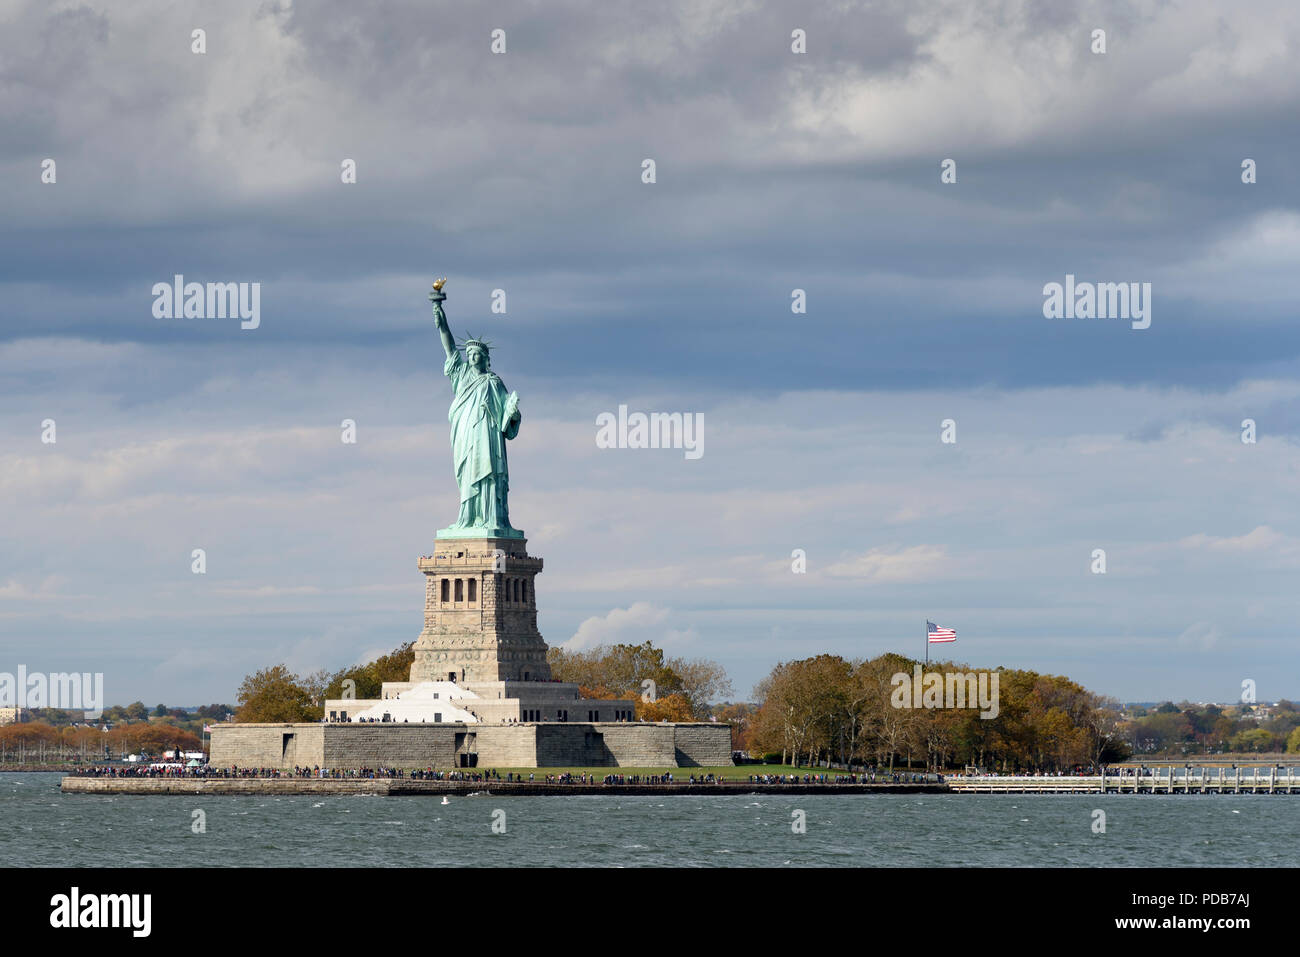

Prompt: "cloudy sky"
[2,0,1298,708]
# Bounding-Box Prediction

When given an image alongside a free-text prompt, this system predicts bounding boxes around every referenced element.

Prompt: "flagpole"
[924,620,929,667]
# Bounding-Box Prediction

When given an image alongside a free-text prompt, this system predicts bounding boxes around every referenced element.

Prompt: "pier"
[948,765,1299,794]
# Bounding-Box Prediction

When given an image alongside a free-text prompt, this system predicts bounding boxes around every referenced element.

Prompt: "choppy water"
[2,772,1295,867]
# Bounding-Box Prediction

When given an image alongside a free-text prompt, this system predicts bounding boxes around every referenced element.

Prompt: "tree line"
[1126,700,1300,755]
[230,640,733,724]
[748,653,1131,772]
[0,721,202,764]
[546,641,733,721]
[225,643,1300,769]
[234,644,417,722]
[20,702,232,728]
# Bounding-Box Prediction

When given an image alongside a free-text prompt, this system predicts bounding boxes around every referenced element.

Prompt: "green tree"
[751,654,858,768]
[1230,727,1274,753]
[1133,711,1194,753]
[750,659,822,766]
[322,643,415,701]
[235,665,317,723]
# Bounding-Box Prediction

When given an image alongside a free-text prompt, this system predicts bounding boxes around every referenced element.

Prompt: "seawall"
[60,777,948,797]
[210,721,735,769]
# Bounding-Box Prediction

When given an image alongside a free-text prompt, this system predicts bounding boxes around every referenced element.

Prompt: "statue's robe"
[444,349,520,530]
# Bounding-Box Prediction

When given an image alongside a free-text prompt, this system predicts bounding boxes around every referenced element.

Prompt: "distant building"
[0,708,21,726]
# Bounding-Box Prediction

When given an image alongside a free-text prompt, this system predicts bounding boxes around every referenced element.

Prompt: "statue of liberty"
[428,279,523,539]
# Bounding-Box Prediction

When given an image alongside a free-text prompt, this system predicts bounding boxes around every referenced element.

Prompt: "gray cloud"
[1,0,1298,704]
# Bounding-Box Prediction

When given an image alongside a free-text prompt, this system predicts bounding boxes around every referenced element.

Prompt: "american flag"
[927,621,956,643]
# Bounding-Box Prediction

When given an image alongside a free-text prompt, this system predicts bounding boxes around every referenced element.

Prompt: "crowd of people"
[746,771,944,784]
[72,764,947,785]
[73,765,412,779]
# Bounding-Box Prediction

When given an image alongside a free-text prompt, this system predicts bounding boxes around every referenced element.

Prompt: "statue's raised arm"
[429,278,456,360]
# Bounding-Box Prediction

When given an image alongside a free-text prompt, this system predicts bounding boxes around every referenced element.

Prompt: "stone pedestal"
[410,536,551,684]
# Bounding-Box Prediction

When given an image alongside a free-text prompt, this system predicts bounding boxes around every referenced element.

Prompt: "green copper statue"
[429,279,524,539]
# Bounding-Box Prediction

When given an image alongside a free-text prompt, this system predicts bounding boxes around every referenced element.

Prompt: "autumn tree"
[322,643,415,702]
[859,653,919,771]
[235,665,318,723]
[638,693,695,723]
[750,657,844,766]
[548,641,733,719]
[0,723,57,763]
[667,657,733,716]
[713,702,757,753]
[747,651,1130,772]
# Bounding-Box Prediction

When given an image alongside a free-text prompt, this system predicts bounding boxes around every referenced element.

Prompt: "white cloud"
[1176,621,1224,652]
[0,575,75,601]
[823,545,952,583]
[787,1,1300,163]
[1178,526,1295,555]
[4,0,1300,705]
[566,602,678,651]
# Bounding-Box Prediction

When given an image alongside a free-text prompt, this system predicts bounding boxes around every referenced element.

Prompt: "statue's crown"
[459,334,493,353]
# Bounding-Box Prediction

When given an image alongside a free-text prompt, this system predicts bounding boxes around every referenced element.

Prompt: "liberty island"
[194,280,732,770]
